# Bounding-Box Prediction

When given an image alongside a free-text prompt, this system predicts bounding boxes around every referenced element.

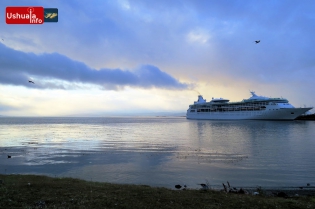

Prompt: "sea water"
[0,117,314,189]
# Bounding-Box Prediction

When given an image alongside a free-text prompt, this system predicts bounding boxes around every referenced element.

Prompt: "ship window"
[291,112,294,114]
[190,110,195,112]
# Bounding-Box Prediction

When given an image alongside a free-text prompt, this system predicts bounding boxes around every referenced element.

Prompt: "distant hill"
[295,114,315,120]
[62,112,186,117]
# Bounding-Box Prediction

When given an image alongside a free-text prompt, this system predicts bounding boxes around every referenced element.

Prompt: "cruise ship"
[186,92,313,120]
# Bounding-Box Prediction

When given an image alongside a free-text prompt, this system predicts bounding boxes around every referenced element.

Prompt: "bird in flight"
[255,40,260,44]
[28,80,35,84]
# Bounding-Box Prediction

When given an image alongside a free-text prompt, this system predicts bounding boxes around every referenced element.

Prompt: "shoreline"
[1,173,314,196]
[1,174,314,208]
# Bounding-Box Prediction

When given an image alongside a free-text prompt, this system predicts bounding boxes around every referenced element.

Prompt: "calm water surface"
[0,117,314,189]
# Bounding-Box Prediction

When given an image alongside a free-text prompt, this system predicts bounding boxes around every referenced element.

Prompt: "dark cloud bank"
[0,43,189,90]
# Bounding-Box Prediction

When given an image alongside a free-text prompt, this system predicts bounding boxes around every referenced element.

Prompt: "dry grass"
[0,174,314,209]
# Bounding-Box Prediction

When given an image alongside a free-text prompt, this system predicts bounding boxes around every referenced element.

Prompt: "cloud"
[0,103,18,112]
[187,28,210,44]
[0,43,190,90]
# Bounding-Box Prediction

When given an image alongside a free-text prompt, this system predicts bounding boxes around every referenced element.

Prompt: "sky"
[0,0,314,116]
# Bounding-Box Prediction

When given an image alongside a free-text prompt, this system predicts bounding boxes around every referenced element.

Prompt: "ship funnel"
[194,95,206,104]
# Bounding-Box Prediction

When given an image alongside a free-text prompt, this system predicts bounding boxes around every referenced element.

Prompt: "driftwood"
[223,181,248,194]
[222,183,227,192]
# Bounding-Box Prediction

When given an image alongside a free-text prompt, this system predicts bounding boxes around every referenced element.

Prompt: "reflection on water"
[0,117,314,189]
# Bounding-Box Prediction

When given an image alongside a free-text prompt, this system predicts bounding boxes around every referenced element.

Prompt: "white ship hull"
[186,107,312,120]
